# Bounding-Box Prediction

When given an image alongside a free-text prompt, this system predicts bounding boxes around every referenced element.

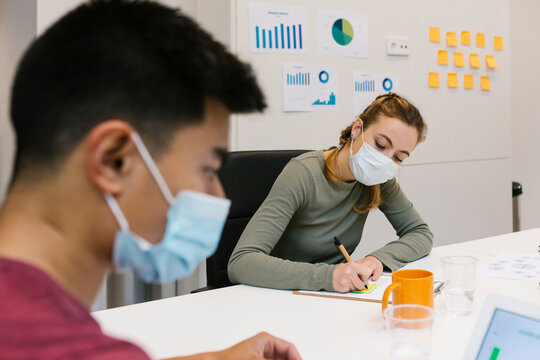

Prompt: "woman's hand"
[332,256,384,293]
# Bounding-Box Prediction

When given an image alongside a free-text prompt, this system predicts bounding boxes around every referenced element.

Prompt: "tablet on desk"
[464,294,540,360]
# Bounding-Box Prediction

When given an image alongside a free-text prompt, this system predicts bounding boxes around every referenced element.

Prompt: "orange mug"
[382,269,434,315]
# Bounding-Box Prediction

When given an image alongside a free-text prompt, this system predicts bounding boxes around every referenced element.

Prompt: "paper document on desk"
[294,276,393,303]
[479,253,540,282]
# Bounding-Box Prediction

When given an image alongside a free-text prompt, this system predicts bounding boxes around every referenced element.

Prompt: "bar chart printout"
[353,72,400,115]
[283,64,337,112]
[249,4,307,54]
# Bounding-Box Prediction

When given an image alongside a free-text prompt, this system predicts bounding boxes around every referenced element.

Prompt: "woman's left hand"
[355,256,384,281]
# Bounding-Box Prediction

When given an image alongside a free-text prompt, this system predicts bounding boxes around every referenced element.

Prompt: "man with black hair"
[0,0,301,359]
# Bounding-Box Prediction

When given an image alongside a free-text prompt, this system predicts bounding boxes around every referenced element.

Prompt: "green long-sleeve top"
[227,150,433,291]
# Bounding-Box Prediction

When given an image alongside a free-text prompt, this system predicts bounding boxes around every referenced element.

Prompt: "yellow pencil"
[333,236,368,290]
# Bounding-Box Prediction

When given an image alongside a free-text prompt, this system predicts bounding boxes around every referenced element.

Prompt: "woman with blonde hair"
[228,93,433,293]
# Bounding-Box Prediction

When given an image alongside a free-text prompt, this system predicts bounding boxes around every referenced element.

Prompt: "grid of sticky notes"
[428,27,502,91]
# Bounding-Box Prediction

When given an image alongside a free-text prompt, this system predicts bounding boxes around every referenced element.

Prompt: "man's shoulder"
[0,257,150,360]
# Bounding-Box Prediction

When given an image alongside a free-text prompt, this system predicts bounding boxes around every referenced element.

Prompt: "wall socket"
[386,37,410,56]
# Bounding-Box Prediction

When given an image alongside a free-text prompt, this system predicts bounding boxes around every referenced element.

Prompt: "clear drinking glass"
[384,304,434,360]
[441,256,479,316]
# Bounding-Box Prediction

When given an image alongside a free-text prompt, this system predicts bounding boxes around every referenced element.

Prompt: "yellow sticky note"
[447,32,458,47]
[438,50,449,65]
[428,72,440,88]
[476,33,485,47]
[494,36,503,50]
[461,31,471,45]
[486,55,498,69]
[351,283,379,294]
[464,74,474,89]
[470,54,481,68]
[429,27,441,42]
[481,76,491,91]
[448,73,458,88]
[454,52,465,67]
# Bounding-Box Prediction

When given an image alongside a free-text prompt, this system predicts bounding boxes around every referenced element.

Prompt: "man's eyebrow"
[379,134,409,156]
[213,147,228,165]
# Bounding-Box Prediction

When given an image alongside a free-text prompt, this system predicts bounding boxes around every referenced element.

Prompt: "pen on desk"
[333,236,369,290]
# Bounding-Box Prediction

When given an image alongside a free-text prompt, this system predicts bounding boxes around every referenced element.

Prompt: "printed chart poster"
[283,64,337,112]
[317,10,368,58]
[353,73,399,115]
[249,3,307,54]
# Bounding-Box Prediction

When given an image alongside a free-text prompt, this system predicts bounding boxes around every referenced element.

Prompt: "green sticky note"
[351,283,378,294]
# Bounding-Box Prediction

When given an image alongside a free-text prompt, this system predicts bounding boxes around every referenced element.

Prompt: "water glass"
[441,256,478,316]
[384,304,434,360]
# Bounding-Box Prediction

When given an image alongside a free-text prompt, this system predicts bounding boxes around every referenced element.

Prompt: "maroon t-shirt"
[0,257,151,360]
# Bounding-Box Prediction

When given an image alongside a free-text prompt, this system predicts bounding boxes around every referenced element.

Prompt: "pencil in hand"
[333,237,368,290]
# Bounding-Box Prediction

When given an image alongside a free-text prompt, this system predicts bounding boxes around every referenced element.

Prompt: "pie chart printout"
[332,18,354,46]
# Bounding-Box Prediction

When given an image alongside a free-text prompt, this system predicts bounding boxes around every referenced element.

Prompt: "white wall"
[230,0,512,252]
[510,0,540,231]
[0,0,36,203]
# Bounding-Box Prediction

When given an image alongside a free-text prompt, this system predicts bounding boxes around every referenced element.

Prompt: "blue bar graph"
[287,72,310,85]
[254,23,304,50]
[355,80,375,92]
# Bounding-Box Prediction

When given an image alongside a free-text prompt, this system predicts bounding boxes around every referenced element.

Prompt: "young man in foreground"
[0,1,301,359]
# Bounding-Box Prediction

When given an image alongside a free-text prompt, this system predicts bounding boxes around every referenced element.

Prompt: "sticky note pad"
[438,50,449,65]
[447,32,458,47]
[494,36,503,50]
[448,73,458,88]
[486,55,498,69]
[470,54,481,68]
[461,31,471,45]
[454,52,465,67]
[476,33,485,47]
[428,72,440,88]
[481,76,491,91]
[464,74,474,89]
[429,27,440,42]
[351,283,379,294]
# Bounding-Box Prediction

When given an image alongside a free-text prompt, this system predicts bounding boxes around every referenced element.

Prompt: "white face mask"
[348,126,399,186]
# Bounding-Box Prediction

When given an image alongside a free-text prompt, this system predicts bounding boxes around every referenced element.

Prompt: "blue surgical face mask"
[348,125,399,186]
[104,133,231,284]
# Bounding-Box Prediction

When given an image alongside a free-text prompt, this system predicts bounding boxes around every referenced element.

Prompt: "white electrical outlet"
[386,37,410,56]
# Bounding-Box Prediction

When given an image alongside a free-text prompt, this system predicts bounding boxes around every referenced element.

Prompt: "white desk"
[93,229,540,359]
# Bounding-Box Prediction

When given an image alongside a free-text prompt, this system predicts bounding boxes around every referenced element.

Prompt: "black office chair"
[194,150,309,292]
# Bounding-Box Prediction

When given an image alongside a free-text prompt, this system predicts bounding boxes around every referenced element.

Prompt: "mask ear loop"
[350,122,364,157]
[130,133,175,205]
[105,193,130,232]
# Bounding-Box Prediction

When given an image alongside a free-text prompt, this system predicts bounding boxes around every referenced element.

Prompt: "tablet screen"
[476,308,540,359]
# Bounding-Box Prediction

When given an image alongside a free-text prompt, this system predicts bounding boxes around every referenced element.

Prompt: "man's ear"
[84,120,137,195]
[350,118,363,139]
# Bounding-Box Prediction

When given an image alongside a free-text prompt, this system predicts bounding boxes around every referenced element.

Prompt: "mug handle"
[382,282,401,317]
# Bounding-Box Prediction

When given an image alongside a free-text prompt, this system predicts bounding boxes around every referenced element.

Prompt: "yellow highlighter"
[333,236,370,290]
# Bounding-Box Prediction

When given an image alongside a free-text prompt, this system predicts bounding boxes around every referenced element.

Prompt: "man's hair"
[10,0,265,180]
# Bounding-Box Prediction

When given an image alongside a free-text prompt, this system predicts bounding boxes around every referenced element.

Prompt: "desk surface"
[93,229,540,359]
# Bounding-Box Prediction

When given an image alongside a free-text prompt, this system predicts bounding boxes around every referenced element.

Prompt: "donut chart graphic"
[332,18,354,46]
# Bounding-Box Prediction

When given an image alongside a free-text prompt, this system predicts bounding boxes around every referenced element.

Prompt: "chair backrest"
[206,150,310,289]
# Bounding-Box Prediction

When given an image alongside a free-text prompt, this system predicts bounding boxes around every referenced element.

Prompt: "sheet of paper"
[428,72,440,88]
[352,72,399,115]
[448,73,458,88]
[437,50,448,65]
[296,276,393,302]
[446,32,458,47]
[486,55,498,69]
[429,27,440,42]
[317,10,368,58]
[454,52,465,67]
[283,63,337,112]
[249,3,307,54]
[479,253,540,282]
[470,54,481,68]
[494,36,503,51]
[464,74,474,89]
[461,31,471,45]
[476,33,485,47]
[481,76,491,91]
[295,277,444,302]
